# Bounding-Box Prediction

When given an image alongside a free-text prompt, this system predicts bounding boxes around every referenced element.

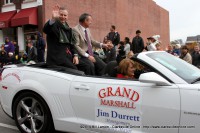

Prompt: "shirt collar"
[80,24,88,32]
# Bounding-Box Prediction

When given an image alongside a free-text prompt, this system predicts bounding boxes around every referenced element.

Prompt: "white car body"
[0,51,200,133]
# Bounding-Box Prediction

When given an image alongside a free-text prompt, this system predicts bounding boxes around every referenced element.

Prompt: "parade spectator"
[0,45,7,56]
[172,44,181,56]
[73,13,112,75]
[103,40,116,64]
[31,34,37,47]
[0,45,8,67]
[12,41,20,64]
[144,37,152,51]
[146,35,160,51]
[103,36,108,44]
[126,51,134,59]
[117,59,136,79]
[124,37,130,56]
[180,46,192,64]
[27,41,38,63]
[43,5,80,69]
[166,44,174,54]
[107,25,120,46]
[156,42,162,51]
[20,53,28,64]
[131,30,144,54]
[4,37,15,55]
[36,32,46,62]
[94,47,105,60]
[191,45,200,68]
[116,41,126,65]
[25,36,31,54]
[13,41,19,56]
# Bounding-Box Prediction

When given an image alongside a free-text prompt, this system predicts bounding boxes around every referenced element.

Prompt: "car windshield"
[147,52,200,83]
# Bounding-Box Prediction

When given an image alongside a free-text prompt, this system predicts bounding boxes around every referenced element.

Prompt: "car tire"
[13,92,55,133]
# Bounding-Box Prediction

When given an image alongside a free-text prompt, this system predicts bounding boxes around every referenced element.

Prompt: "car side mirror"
[139,72,172,86]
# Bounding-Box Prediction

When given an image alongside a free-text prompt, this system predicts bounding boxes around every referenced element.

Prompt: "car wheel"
[13,92,55,133]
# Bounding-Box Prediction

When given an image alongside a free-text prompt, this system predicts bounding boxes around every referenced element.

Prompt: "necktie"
[85,30,93,56]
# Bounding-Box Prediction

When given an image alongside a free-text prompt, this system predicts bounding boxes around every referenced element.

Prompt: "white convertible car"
[0,51,200,133]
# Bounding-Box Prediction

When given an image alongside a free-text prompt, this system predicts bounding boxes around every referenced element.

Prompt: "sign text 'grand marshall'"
[98,87,140,109]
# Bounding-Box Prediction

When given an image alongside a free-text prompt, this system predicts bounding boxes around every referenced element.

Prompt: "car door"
[178,84,200,133]
[141,83,180,133]
[70,76,142,133]
[70,75,180,133]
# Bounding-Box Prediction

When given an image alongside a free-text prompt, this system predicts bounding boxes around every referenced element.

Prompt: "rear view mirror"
[139,72,172,86]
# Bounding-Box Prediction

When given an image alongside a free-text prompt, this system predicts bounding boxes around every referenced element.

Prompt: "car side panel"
[178,84,200,133]
[141,84,180,133]
[0,68,79,132]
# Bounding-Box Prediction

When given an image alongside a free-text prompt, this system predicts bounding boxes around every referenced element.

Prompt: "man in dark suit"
[43,5,79,69]
[131,30,144,54]
[107,25,120,46]
[27,41,37,63]
[73,13,113,76]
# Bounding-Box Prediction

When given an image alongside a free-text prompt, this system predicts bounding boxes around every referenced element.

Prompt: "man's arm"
[43,5,60,35]
[140,38,145,52]
[43,20,55,35]
[91,39,101,48]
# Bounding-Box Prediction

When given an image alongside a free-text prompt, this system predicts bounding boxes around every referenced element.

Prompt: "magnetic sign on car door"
[98,86,140,109]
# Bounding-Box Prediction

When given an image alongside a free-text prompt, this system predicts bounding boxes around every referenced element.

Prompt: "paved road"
[0,103,20,133]
[0,99,67,133]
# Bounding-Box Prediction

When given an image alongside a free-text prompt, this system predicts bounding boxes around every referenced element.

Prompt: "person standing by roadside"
[172,44,181,56]
[180,46,192,64]
[166,44,174,54]
[191,45,200,68]
[13,41,19,56]
[124,37,130,56]
[4,37,15,56]
[146,35,160,51]
[36,32,46,62]
[0,44,8,67]
[131,30,144,54]
[107,25,120,46]
[43,5,79,69]
[13,41,20,63]
[31,34,37,47]
[27,41,37,63]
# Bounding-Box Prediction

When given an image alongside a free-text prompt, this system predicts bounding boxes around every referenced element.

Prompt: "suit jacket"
[73,24,101,57]
[43,20,77,67]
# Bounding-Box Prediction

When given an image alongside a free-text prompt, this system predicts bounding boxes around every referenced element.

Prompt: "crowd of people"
[0,32,46,67]
[1,4,200,80]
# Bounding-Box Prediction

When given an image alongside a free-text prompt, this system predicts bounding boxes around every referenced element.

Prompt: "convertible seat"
[104,61,118,77]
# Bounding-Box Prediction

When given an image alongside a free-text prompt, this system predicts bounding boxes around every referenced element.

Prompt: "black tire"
[13,92,55,133]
